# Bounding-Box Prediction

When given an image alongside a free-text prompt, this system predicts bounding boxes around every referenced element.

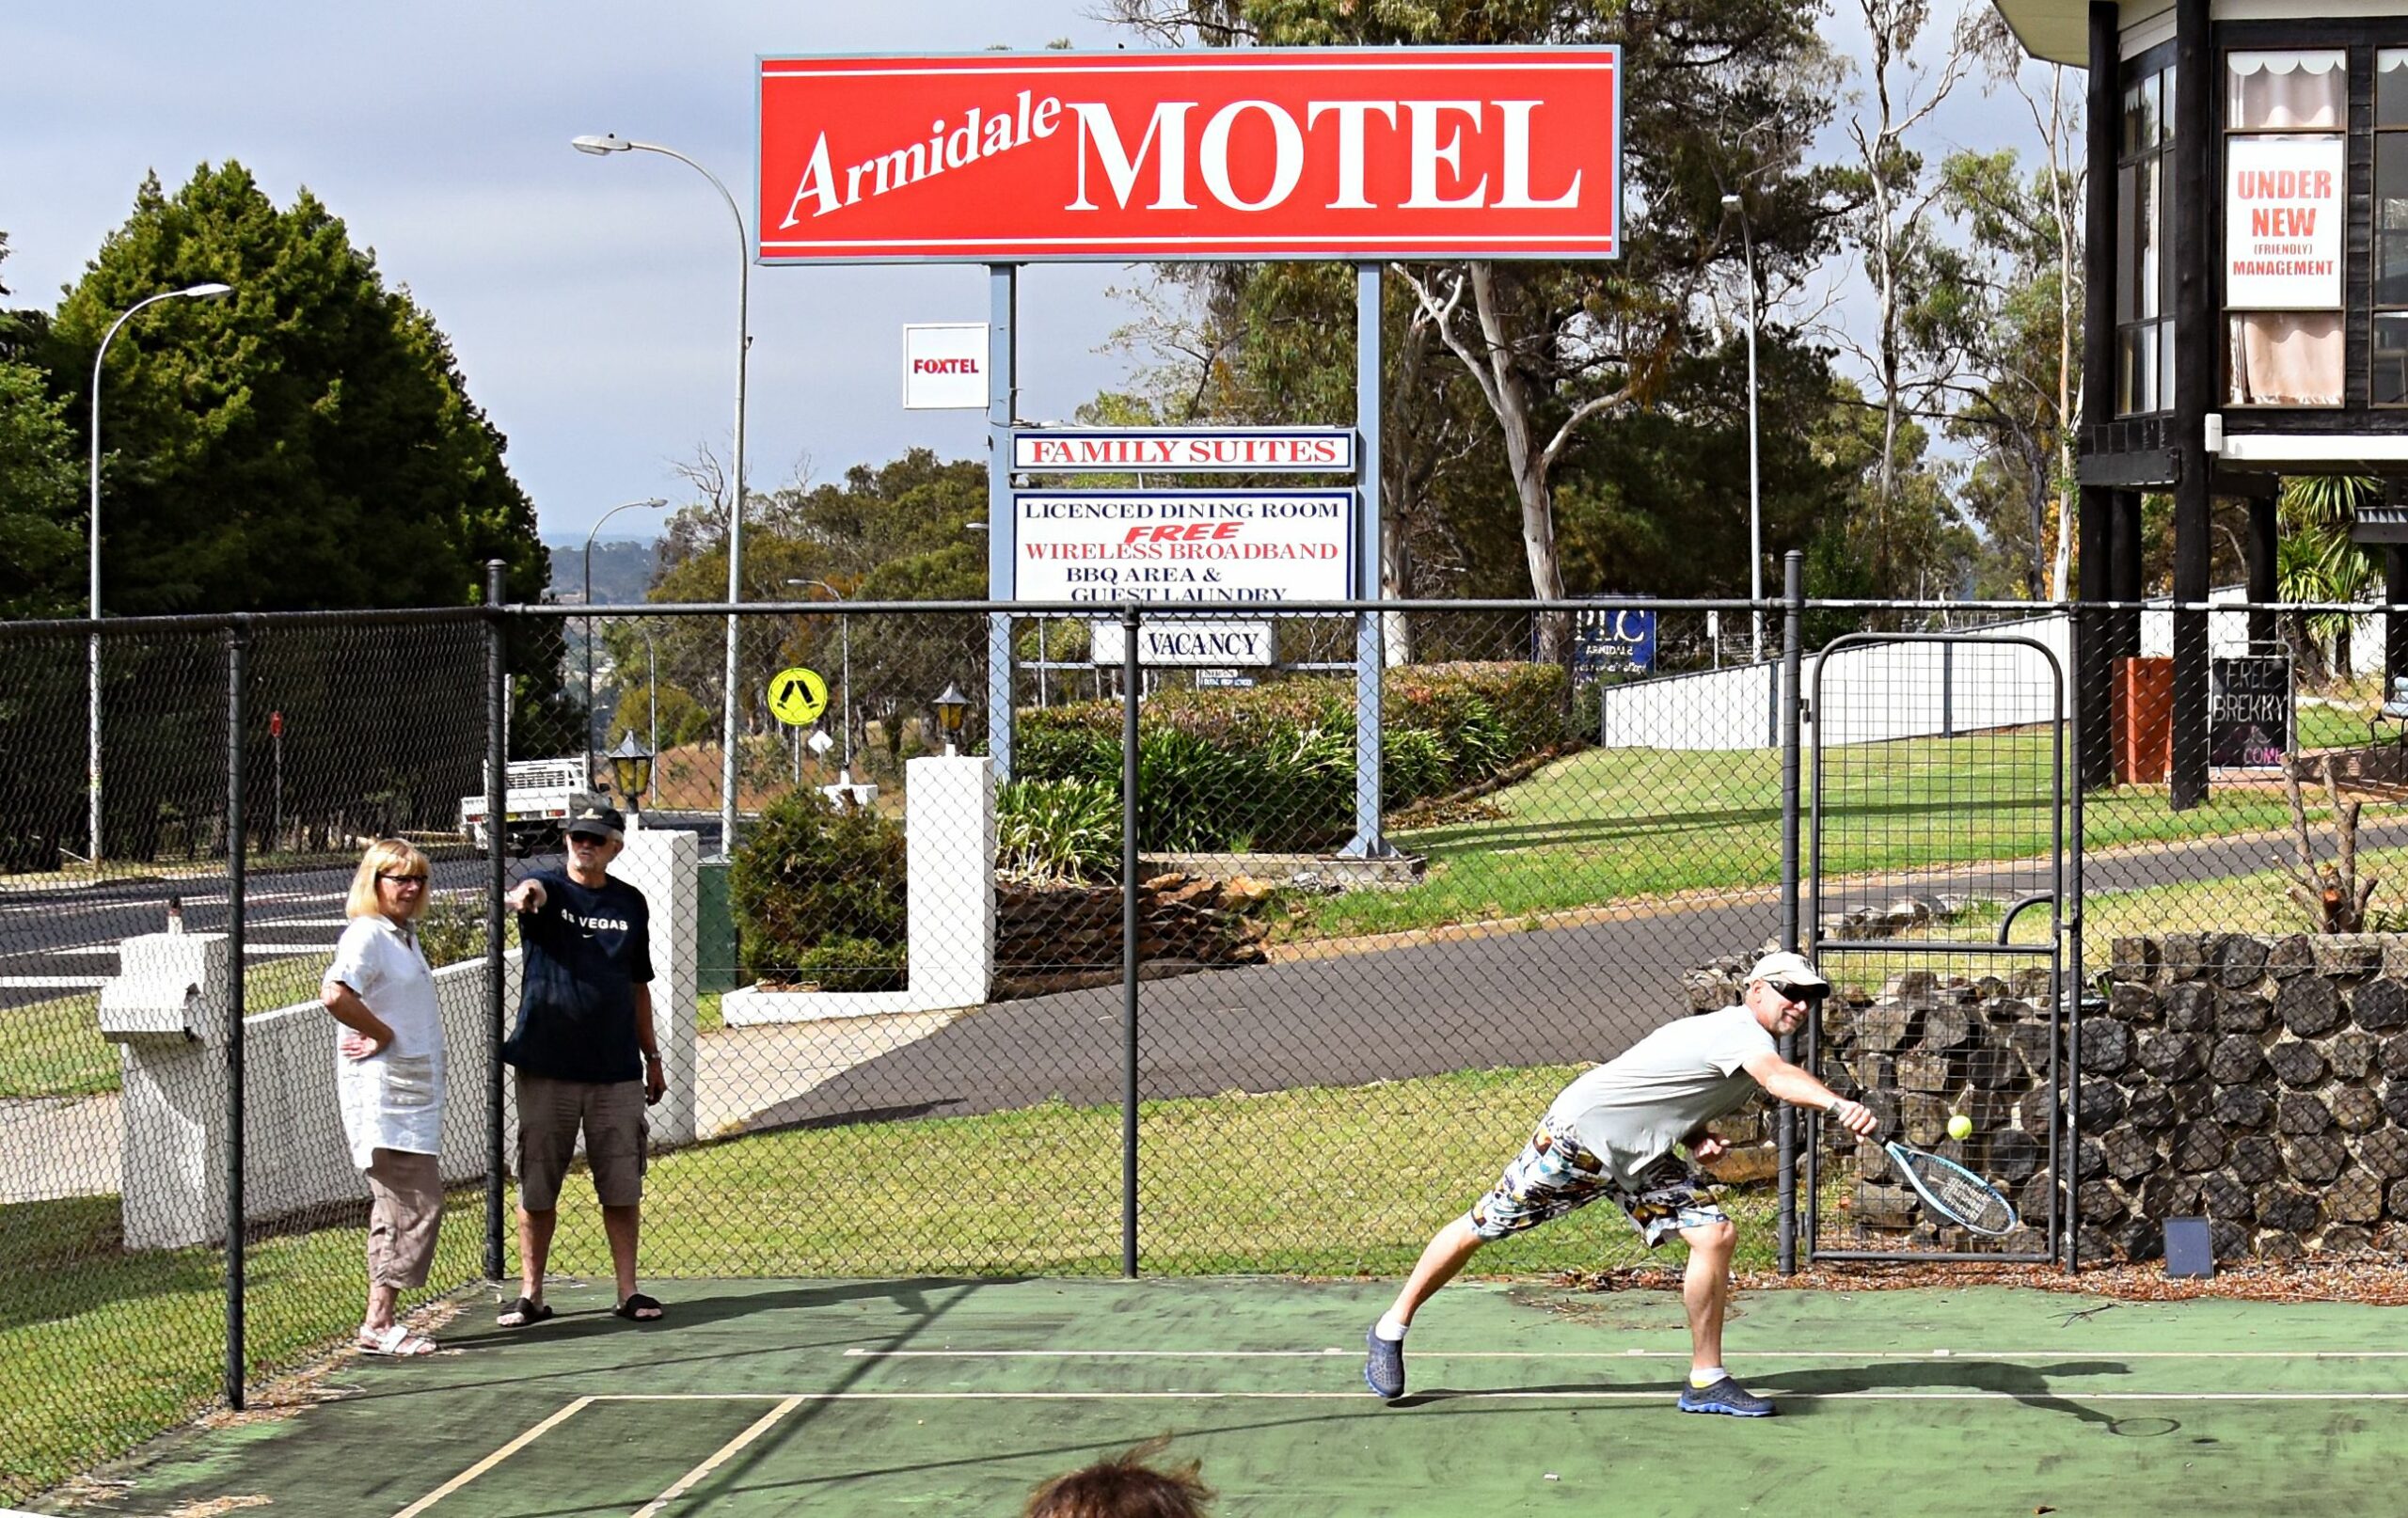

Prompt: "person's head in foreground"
[1743,948,1829,1037]
[1024,1436,1212,1518]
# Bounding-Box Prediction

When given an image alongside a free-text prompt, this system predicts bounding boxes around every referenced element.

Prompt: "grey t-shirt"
[1545,1006,1777,1186]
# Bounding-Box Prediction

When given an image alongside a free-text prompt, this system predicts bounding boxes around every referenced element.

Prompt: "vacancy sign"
[2226,135,2344,309]
[1013,427,1354,473]
[757,49,1620,262]
[1091,618,1276,667]
[1015,490,1353,602]
[903,324,989,408]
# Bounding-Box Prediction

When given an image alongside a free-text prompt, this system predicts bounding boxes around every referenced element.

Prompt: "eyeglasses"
[376,872,429,885]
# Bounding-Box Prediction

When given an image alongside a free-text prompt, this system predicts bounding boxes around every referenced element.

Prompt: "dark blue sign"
[1571,608,1656,681]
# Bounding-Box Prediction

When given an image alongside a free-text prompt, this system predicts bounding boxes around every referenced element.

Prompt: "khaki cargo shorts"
[514,1071,647,1210]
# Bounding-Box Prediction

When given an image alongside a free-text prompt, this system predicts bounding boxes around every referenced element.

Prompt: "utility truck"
[458,758,588,856]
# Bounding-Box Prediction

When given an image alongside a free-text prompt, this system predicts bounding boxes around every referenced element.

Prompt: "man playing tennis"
[1363,951,1878,1415]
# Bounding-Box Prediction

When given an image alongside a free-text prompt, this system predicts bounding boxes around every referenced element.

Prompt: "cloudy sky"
[5,3,2042,546]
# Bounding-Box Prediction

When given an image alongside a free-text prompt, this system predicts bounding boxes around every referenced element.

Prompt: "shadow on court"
[46,1278,2401,1518]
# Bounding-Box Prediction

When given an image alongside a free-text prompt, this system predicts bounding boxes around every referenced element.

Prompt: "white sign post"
[2226,136,2345,309]
[903,323,990,409]
[1013,490,1353,604]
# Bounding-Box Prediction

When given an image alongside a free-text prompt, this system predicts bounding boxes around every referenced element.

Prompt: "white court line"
[630,1396,805,1518]
[576,1390,2408,1403]
[391,1396,594,1518]
[847,1347,2408,1361]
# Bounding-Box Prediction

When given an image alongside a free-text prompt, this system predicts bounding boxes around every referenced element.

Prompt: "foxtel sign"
[756,49,1620,262]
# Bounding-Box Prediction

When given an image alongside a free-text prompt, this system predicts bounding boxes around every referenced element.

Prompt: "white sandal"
[356,1322,436,1356]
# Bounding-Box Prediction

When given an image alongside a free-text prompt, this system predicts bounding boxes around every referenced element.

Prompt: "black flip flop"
[612,1292,665,1321]
[497,1295,554,1328]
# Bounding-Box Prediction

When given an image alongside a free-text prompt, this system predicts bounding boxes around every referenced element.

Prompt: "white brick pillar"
[613,825,700,1147]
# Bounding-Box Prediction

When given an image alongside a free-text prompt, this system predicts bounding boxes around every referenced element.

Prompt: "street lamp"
[933,683,970,758]
[784,579,850,776]
[604,729,656,818]
[1720,193,1764,665]
[582,497,669,784]
[574,131,751,856]
[87,280,234,866]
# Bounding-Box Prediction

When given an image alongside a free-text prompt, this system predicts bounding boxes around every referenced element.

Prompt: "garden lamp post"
[573,131,750,854]
[87,280,234,866]
[933,683,970,758]
[582,497,668,785]
[605,729,656,819]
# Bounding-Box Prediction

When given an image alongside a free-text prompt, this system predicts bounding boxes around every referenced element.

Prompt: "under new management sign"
[756,49,1621,262]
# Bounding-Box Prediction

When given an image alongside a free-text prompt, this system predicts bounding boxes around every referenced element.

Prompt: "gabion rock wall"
[2095,933,2408,1262]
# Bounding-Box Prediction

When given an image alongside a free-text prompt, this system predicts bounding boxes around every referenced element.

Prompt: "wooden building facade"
[1994,0,2408,800]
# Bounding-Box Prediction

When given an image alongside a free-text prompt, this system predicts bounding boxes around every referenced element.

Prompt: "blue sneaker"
[1363,1327,1405,1400]
[1677,1377,1776,1416]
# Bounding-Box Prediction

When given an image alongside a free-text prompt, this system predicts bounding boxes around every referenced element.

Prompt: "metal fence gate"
[1801,632,2073,1266]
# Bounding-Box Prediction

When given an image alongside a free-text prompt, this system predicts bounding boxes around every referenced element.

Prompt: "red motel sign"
[756,49,1620,263]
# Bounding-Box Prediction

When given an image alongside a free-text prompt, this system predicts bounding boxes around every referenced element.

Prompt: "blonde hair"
[1024,1437,1212,1518]
[345,839,432,920]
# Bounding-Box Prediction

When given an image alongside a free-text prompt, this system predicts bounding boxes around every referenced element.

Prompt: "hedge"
[1014,662,1571,852]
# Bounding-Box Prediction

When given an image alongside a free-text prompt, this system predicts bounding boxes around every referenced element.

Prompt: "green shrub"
[997,777,1120,883]
[730,790,906,981]
[1016,663,1572,850]
[794,935,906,992]
[414,891,515,968]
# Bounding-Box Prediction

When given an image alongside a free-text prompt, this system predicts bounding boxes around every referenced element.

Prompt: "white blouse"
[324,914,446,1171]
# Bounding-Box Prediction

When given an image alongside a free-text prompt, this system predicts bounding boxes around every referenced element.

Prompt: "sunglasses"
[1768,981,1827,1002]
[376,871,429,885]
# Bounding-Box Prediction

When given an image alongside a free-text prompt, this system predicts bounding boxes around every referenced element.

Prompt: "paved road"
[732,813,2408,1132]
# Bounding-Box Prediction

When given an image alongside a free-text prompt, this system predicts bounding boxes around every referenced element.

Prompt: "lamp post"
[574,132,750,855]
[1720,193,1764,665]
[933,683,970,758]
[87,280,234,866]
[604,729,655,825]
[784,579,850,775]
[582,497,669,784]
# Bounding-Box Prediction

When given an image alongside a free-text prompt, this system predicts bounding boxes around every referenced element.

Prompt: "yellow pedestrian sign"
[767,666,829,727]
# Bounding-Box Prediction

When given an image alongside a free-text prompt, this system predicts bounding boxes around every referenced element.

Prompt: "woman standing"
[321,839,447,1356]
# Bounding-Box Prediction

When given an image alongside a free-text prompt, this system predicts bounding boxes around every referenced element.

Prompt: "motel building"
[1992,0,2408,803]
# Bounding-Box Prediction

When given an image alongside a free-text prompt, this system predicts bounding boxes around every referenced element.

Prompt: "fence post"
[483,561,508,1281]
[1777,551,1805,1274]
[1120,603,1141,1279]
[223,618,249,1409]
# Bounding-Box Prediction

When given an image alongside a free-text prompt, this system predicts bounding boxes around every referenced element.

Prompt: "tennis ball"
[1946,1114,1973,1141]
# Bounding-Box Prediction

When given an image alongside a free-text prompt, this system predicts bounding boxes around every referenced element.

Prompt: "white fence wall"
[1593,587,2394,752]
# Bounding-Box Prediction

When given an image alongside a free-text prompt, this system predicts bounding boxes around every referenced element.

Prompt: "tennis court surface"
[54,1275,2405,1517]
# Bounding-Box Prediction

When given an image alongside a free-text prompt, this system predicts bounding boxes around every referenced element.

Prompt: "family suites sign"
[755,49,1621,262]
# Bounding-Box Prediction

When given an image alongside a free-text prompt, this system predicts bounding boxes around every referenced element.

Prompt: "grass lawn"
[6,1064,1786,1506]
[0,957,333,1100]
[1274,734,2399,942]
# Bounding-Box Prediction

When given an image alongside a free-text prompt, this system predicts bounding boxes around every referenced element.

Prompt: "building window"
[2117,64,2173,416]
[2225,50,2346,408]
[2378,52,2408,404]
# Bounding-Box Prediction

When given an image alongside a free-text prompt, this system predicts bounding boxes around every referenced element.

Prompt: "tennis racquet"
[1883,1139,2020,1237]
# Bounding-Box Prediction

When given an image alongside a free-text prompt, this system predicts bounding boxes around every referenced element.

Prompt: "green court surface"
[54,1276,2408,1517]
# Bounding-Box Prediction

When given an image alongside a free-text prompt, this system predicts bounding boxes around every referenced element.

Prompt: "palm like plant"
[2275,475,2381,688]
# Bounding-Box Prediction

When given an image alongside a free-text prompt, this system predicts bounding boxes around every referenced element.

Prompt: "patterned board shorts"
[1468,1116,1730,1249]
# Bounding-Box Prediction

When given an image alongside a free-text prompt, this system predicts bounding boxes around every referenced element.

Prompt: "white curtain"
[2227,50,2345,131]
[2227,312,2343,406]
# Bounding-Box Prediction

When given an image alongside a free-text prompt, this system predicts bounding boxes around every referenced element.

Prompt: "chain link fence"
[7,591,2408,1501]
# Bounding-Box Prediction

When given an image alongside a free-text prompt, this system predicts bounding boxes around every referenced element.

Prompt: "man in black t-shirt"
[497,799,666,1326]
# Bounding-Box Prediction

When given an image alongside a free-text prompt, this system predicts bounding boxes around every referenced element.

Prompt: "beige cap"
[1746,950,1830,990]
